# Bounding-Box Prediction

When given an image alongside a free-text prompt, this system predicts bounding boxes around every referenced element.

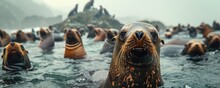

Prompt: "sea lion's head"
[165,29,172,39]
[39,28,51,39]
[99,29,118,54]
[109,22,164,87]
[64,29,86,59]
[26,32,36,41]
[205,32,220,51]
[94,28,106,42]
[114,22,164,66]
[182,40,206,56]
[2,42,31,71]
[188,27,197,38]
[16,30,27,43]
[0,29,6,38]
[197,24,213,38]
[64,29,82,45]
[87,24,96,38]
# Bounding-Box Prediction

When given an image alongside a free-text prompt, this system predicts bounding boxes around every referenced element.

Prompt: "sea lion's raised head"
[94,28,106,42]
[64,29,86,59]
[182,40,206,56]
[39,28,51,39]
[16,30,27,43]
[2,42,32,71]
[106,22,164,87]
[65,29,82,45]
[205,32,220,51]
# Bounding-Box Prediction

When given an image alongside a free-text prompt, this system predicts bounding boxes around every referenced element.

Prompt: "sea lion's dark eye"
[151,32,158,43]
[119,31,126,41]
[20,45,25,51]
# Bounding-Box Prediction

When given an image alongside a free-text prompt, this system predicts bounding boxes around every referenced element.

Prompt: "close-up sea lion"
[181,40,207,56]
[64,29,86,59]
[38,28,55,51]
[94,28,106,42]
[2,42,32,71]
[204,32,220,51]
[100,22,164,88]
[0,29,10,47]
[100,29,118,54]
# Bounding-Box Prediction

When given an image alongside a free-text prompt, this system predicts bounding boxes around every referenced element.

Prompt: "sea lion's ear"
[112,36,117,41]
[26,50,29,54]
[160,40,165,45]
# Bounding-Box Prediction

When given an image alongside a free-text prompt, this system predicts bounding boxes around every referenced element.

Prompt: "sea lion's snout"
[135,31,144,40]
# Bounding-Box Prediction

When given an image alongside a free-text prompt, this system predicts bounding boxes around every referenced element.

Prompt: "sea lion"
[64,29,86,59]
[68,4,78,17]
[25,32,37,42]
[100,22,164,88]
[2,42,32,71]
[197,23,213,38]
[94,5,103,20]
[38,28,55,51]
[103,8,110,16]
[212,21,220,31]
[204,32,220,51]
[77,28,86,36]
[16,30,27,43]
[181,40,206,56]
[94,28,106,42]
[83,0,94,11]
[100,29,118,54]
[0,29,10,47]
[162,38,189,46]
[164,29,172,39]
[187,27,197,38]
[87,24,96,38]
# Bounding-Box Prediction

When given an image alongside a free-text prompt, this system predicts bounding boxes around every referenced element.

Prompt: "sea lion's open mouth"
[66,33,79,44]
[7,50,24,65]
[126,47,152,65]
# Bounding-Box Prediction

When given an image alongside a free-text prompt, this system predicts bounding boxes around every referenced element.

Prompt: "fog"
[33,0,220,26]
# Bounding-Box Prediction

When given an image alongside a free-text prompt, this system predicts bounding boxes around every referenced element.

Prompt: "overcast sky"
[33,0,220,26]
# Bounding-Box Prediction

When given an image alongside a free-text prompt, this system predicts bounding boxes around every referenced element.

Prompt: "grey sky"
[33,0,220,26]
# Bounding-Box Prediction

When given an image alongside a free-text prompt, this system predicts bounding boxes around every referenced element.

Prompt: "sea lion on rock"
[181,40,206,56]
[100,22,164,88]
[38,28,54,51]
[0,29,10,47]
[100,29,118,54]
[2,42,32,71]
[94,28,106,42]
[68,4,78,17]
[83,0,94,11]
[204,32,220,51]
[64,29,86,59]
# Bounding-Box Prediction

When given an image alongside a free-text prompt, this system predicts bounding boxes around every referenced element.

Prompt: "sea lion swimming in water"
[94,28,106,42]
[164,29,172,39]
[2,42,32,71]
[64,29,86,59]
[181,40,207,56]
[38,28,55,52]
[204,32,220,51]
[0,29,10,47]
[100,29,118,54]
[87,24,96,38]
[197,23,213,38]
[100,22,164,88]
[15,30,27,43]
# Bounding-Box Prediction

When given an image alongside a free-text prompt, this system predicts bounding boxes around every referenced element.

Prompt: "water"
[0,31,220,88]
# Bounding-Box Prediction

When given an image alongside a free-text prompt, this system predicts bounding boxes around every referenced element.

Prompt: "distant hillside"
[0,0,57,29]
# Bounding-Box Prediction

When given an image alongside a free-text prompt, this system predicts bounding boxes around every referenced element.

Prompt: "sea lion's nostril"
[135,31,144,40]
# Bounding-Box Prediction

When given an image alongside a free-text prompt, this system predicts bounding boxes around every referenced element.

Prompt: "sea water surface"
[0,29,220,88]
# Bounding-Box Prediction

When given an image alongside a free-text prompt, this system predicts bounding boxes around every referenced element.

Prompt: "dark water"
[0,31,220,88]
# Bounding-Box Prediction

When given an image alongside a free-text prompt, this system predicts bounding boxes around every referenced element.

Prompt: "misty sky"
[33,0,220,26]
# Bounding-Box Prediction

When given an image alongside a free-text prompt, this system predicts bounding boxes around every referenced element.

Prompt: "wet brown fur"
[64,29,86,59]
[100,22,164,88]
